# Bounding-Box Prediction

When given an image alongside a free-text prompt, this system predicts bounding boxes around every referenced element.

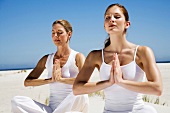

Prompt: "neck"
[56,45,71,57]
[107,33,129,53]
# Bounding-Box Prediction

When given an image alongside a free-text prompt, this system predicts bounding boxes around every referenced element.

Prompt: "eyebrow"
[105,13,121,15]
[52,29,63,32]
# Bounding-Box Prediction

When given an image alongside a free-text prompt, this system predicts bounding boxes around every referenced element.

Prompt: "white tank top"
[45,49,79,110]
[99,46,146,112]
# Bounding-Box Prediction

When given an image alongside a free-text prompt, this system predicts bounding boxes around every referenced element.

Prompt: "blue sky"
[0,0,170,70]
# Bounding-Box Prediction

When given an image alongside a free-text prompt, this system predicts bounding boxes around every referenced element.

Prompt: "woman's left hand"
[113,53,123,84]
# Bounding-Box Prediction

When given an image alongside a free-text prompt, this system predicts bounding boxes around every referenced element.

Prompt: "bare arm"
[73,50,112,95]
[54,53,85,85]
[24,55,53,87]
[114,46,163,96]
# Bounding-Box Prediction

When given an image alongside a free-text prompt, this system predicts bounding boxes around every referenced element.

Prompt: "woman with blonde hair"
[11,19,89,113]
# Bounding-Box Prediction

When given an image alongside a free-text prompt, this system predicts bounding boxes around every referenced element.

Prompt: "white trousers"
[11,93,89,113]
[103,104,157,113]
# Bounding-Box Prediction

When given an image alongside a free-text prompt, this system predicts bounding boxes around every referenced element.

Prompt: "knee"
[11,96,20,105]
[11,96,22,110]
[139,105,157,113]
[146,105,157,113]
[11,96,29,106]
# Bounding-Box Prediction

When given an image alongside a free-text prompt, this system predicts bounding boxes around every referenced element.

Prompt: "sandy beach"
[0,63,170,113]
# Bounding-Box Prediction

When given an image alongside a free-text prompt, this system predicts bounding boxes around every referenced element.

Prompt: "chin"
[108,30,118,34]
[55,43,62,46]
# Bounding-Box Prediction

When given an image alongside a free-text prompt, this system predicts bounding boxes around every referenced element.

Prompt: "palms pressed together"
[110,53,123,85]
[52,59,62,82]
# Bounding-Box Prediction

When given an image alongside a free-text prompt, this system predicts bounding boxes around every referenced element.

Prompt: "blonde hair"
[52,19,73,33]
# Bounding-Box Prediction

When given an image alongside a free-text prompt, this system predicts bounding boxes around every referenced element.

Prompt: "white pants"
[103,104,157,113]
[133,104,157,113]
[11,93,89,113]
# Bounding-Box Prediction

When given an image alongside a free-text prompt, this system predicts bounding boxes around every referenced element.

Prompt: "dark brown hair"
[104,3,129,48]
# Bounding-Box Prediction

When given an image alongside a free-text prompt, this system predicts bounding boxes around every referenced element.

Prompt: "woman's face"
[104,6,129,34]
[52,23,71,46]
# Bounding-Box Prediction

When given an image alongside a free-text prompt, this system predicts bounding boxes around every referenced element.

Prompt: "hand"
[52,59,62,82]
[113,53,123,84]
[109,54,116,86]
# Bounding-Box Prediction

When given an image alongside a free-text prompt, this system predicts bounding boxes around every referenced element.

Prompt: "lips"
[54,40,60,43]
[109,24,116,27]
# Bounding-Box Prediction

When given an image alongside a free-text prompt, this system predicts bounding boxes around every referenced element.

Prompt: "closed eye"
[105,15,111,20]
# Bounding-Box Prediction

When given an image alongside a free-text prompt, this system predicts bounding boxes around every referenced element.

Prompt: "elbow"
[156,87,163,96]
[154,83,163,96]
[73,85,80,96]
[73,90,79,96]
[24,81,27,87]
[73,82,84,96]
[24,80,29,87]
[73,80,88,95]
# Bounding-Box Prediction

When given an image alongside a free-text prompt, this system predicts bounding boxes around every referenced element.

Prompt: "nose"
[54,33,58,37]
[110,15,115,22]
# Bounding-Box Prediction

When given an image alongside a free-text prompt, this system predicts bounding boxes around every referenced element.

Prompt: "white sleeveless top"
[45,49,79,110]
[99,46,146,112]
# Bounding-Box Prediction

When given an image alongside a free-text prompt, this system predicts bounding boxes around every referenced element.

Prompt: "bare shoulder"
[32,54,49,71]
[85,49,102,68]
[26,54,48,79]
[76,52,85,61]
[41,54,49,61]
[138,46,154,56]
[87,49,102,60]
[137,46,156,62]
[75,52,85,70]
[138,46,152,52]
[38,55,49,67]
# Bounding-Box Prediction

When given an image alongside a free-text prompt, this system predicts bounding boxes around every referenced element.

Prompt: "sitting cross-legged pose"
[11,19,89,113]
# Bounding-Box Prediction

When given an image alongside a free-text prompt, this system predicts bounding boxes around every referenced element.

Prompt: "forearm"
[73,80,111,95]
[119,80,162,96]
[24,78,52,87]
[59,78,75,85]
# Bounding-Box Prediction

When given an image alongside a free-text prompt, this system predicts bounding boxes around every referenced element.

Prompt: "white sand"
[0,63,170,113]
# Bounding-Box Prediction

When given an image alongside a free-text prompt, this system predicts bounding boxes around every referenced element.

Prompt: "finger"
[55,59,60,69]
[113,53,116,60]
[115,53,120,66]
[58,68,62,77]
[52,61,58,81]
[52,63,57,74]
[111,62,113,71]
[56,68,61,74]
[114,67,118,75]
[113,53,117,69]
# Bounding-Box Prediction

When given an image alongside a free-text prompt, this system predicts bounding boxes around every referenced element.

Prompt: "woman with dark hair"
[73,4,162,113]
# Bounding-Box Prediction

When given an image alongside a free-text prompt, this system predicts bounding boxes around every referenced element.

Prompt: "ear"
[68,32,72,40]
[125,21,130,29]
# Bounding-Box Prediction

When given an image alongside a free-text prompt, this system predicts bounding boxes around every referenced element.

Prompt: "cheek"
[51,35,54,39]
[116,20,123,25]
[104,22,106,27]
[52,35,55,40]
[60,35,65,38]
[117,19,124,24]
[60,35,68,41]
[104,22,109,30]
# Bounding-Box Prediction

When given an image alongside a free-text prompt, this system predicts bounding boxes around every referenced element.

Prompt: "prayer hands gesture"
[52,59,62,82]
[109,53,123,85]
